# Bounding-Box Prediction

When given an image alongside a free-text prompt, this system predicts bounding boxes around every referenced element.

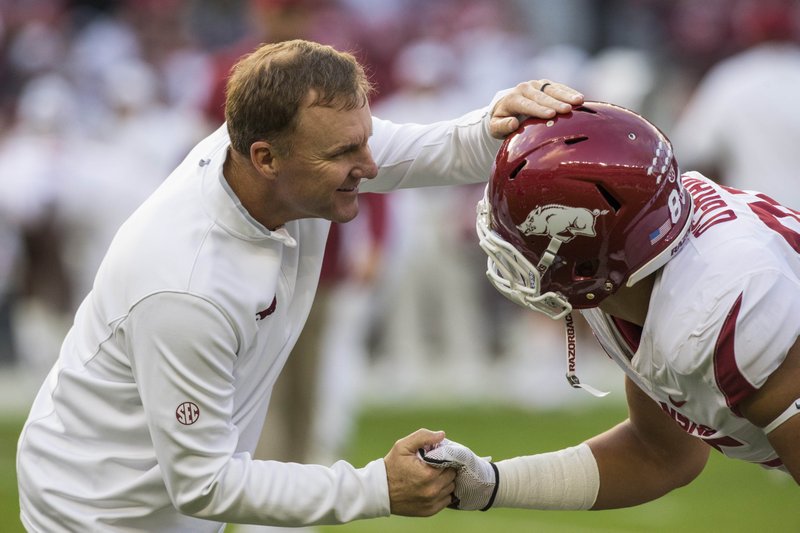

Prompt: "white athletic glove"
[419,438,499,511]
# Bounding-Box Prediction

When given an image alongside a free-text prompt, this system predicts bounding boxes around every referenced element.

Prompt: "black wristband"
[480,462,500,511]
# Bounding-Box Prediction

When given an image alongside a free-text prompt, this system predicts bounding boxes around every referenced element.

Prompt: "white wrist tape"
[764,398,800,434]
[494,443,599,510]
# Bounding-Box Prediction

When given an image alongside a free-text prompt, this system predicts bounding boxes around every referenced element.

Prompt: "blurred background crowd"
[0,0,799,465]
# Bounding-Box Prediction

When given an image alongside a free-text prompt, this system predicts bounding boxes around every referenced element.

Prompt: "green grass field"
[3,403,797,532]
[0,415,21,532]
[321,404,798,533]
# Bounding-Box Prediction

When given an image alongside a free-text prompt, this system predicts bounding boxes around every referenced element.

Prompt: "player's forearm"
[587,420,706,509]
[493,421,705,512]
[493,443,599,510]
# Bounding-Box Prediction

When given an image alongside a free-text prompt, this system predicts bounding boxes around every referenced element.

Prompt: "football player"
[422,101,800,512]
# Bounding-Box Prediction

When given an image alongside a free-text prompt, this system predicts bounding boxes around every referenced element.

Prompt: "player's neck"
[598,274,656,327]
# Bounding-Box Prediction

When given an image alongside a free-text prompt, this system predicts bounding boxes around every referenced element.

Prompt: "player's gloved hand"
[418,438,499,511]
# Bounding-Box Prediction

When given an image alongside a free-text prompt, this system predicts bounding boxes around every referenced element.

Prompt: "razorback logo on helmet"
[517,204,609,243]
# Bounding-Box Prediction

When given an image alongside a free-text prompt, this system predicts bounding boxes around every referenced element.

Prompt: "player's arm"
[739,336,800,484]
[586,376,709,508]
[421,376,709,511]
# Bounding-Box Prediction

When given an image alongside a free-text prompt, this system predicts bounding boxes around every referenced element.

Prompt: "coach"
[16,39,582,532]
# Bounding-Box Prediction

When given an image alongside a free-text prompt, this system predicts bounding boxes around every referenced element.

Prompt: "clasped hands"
[382,429,496,517]
[419,438,498,511]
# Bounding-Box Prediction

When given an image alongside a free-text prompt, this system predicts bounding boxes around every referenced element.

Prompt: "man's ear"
[250,141,278,178]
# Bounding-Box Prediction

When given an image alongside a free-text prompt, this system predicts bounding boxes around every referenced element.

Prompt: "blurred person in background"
[422,101,800,514]
[369,36,492,401]
[0,0,71,122]
[0,74,75,385]
[0,0,216,392]
[367,0,558,407]
[449,0,534,104]
[306,193,389,465]
[16,39,584,531]
[670,0,800,210]
[65,0,214,116]
[637,0,734,131]
[55,57,209,310]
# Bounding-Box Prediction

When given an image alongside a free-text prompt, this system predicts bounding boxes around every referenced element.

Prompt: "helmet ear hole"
[508,161,526,181]
[596,183,621,213]
[574,259,599,279]
[564,136,588,146]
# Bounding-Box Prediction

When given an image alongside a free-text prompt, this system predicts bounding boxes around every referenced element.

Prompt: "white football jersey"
[583,172,800,471]
[17,108,501,532]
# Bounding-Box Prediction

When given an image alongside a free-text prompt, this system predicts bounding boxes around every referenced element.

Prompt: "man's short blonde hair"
[225,39,373,156]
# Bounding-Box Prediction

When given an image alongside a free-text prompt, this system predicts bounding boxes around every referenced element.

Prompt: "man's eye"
[332,148,353,158]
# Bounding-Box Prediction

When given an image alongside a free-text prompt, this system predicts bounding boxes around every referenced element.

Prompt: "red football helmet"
[476,101,693,319]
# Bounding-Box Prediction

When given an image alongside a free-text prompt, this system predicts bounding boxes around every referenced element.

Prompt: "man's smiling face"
[270,96,378,224]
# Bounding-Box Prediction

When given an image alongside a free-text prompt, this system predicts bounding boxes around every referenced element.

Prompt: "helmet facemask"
[476,188,572,319]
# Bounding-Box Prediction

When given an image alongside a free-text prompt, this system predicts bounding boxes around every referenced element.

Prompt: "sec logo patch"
[176,402,200,425]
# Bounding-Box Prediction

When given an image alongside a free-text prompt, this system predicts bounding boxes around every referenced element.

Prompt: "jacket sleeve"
[125,291,391,526]
[362,104,503,193]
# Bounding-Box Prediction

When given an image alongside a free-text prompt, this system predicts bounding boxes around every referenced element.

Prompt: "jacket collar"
[199,126,297,247]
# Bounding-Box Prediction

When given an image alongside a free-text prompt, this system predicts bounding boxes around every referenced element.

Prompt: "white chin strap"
[476,188,608,398]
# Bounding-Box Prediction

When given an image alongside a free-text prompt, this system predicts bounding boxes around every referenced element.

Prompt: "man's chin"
[329,207,359,224]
